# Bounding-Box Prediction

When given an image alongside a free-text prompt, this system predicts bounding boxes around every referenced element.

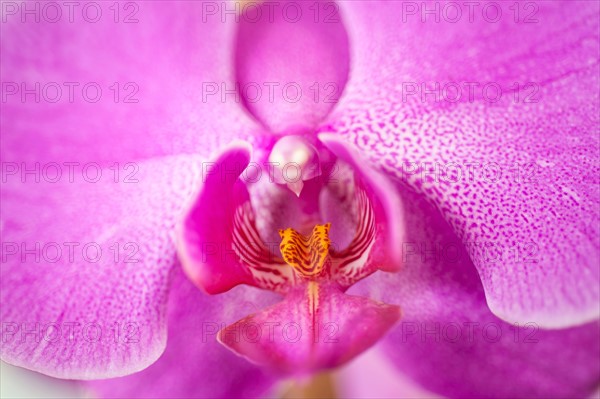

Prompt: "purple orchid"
[1,1,599,398]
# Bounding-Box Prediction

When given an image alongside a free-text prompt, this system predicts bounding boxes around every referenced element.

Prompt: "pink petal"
[1,156,202,378]
[87,266,279,398]
[330,0,600,327]
[218,282,400,375]
[1,1,261,380]
[177,143,295,294]
[351,183,600,398]
[1,2,258,166]
[235,0,350,133]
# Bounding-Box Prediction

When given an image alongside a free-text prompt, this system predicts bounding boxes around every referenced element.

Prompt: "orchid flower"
[1,1,599,398]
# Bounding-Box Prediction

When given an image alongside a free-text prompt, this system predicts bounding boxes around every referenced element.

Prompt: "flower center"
[278,223,331,278]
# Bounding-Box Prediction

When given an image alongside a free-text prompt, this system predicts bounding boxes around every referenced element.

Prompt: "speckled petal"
[87,266,279,398]
[331,0,600,327]
[351,183,600,398]
[1,1,258,166]
[1,0,263,380]
[1,156,202,379]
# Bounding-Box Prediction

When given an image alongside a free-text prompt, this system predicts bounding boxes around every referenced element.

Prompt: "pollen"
[278,223,331,278]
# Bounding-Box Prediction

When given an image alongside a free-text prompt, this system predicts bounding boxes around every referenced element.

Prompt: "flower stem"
[281,372,337,399]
